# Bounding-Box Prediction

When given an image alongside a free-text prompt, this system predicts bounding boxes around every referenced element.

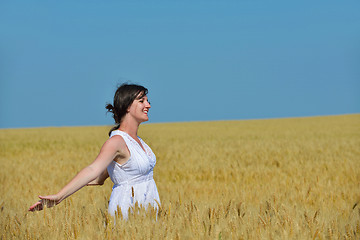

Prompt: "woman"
[29,84,161,219]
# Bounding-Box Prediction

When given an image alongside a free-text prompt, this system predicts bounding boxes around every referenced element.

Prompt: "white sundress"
[106,130,161,219]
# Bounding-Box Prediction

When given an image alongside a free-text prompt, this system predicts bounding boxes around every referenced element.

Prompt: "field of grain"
[0,114,359,239]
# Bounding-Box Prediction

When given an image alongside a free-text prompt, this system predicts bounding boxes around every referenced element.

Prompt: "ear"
[127,100,135,113]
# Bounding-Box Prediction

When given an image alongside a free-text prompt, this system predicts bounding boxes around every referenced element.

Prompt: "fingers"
[38,195,48,199]
[28,201,43,212]
[29,195,58,212]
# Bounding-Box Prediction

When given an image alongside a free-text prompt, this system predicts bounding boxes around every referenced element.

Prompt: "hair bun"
[105,103,114,113]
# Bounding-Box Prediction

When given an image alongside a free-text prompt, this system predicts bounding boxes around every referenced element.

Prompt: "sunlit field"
[1,114,359,239]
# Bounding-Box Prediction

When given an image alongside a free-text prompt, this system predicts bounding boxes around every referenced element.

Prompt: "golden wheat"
[0,114,359,239]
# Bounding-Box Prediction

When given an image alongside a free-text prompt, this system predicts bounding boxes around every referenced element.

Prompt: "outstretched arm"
[87,169,109,186]
[28,137,123,212]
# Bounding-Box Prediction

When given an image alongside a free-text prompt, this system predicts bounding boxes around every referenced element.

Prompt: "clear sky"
[1,1,359,128]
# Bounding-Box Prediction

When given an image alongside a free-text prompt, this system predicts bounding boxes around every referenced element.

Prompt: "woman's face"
[127,93,151,123]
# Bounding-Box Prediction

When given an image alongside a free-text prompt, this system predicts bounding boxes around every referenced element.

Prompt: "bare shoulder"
[104,135,129,158]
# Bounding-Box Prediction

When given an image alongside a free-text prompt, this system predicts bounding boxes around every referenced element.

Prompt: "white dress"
[107,130,160,219]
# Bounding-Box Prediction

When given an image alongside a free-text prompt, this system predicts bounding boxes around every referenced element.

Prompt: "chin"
[141,117,149,123]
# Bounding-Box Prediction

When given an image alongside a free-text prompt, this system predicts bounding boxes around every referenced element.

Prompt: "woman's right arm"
[87,169,109,186]
[28,136,125,211]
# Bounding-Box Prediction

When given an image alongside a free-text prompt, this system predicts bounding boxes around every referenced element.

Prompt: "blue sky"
[1,1,359,128]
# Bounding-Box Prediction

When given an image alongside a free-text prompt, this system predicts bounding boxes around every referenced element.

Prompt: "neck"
[119,117,140,138]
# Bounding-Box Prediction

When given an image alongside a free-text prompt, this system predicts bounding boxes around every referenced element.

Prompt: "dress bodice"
[107,130,156,186]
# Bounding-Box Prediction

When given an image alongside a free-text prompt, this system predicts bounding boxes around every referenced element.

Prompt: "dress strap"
[110,130,133,146]
[110,129,125,138]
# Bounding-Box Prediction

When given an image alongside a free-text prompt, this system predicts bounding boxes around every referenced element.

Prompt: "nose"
[146,100,151,108]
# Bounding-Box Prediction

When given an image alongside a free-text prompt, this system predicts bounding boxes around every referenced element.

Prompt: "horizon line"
[1,113,358,130]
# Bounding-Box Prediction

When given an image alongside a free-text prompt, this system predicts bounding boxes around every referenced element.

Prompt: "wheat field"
[0,114,359,239]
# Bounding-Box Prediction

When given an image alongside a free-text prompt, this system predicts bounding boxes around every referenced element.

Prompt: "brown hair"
[106,83,148,135]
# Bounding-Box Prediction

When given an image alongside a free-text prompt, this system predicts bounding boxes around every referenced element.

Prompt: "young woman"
[29,84,161,219]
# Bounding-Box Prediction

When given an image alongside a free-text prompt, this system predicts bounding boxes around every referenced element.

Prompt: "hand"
[28,195,60,212]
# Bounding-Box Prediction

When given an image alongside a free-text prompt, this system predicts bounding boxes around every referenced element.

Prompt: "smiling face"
[127,93,151,124]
